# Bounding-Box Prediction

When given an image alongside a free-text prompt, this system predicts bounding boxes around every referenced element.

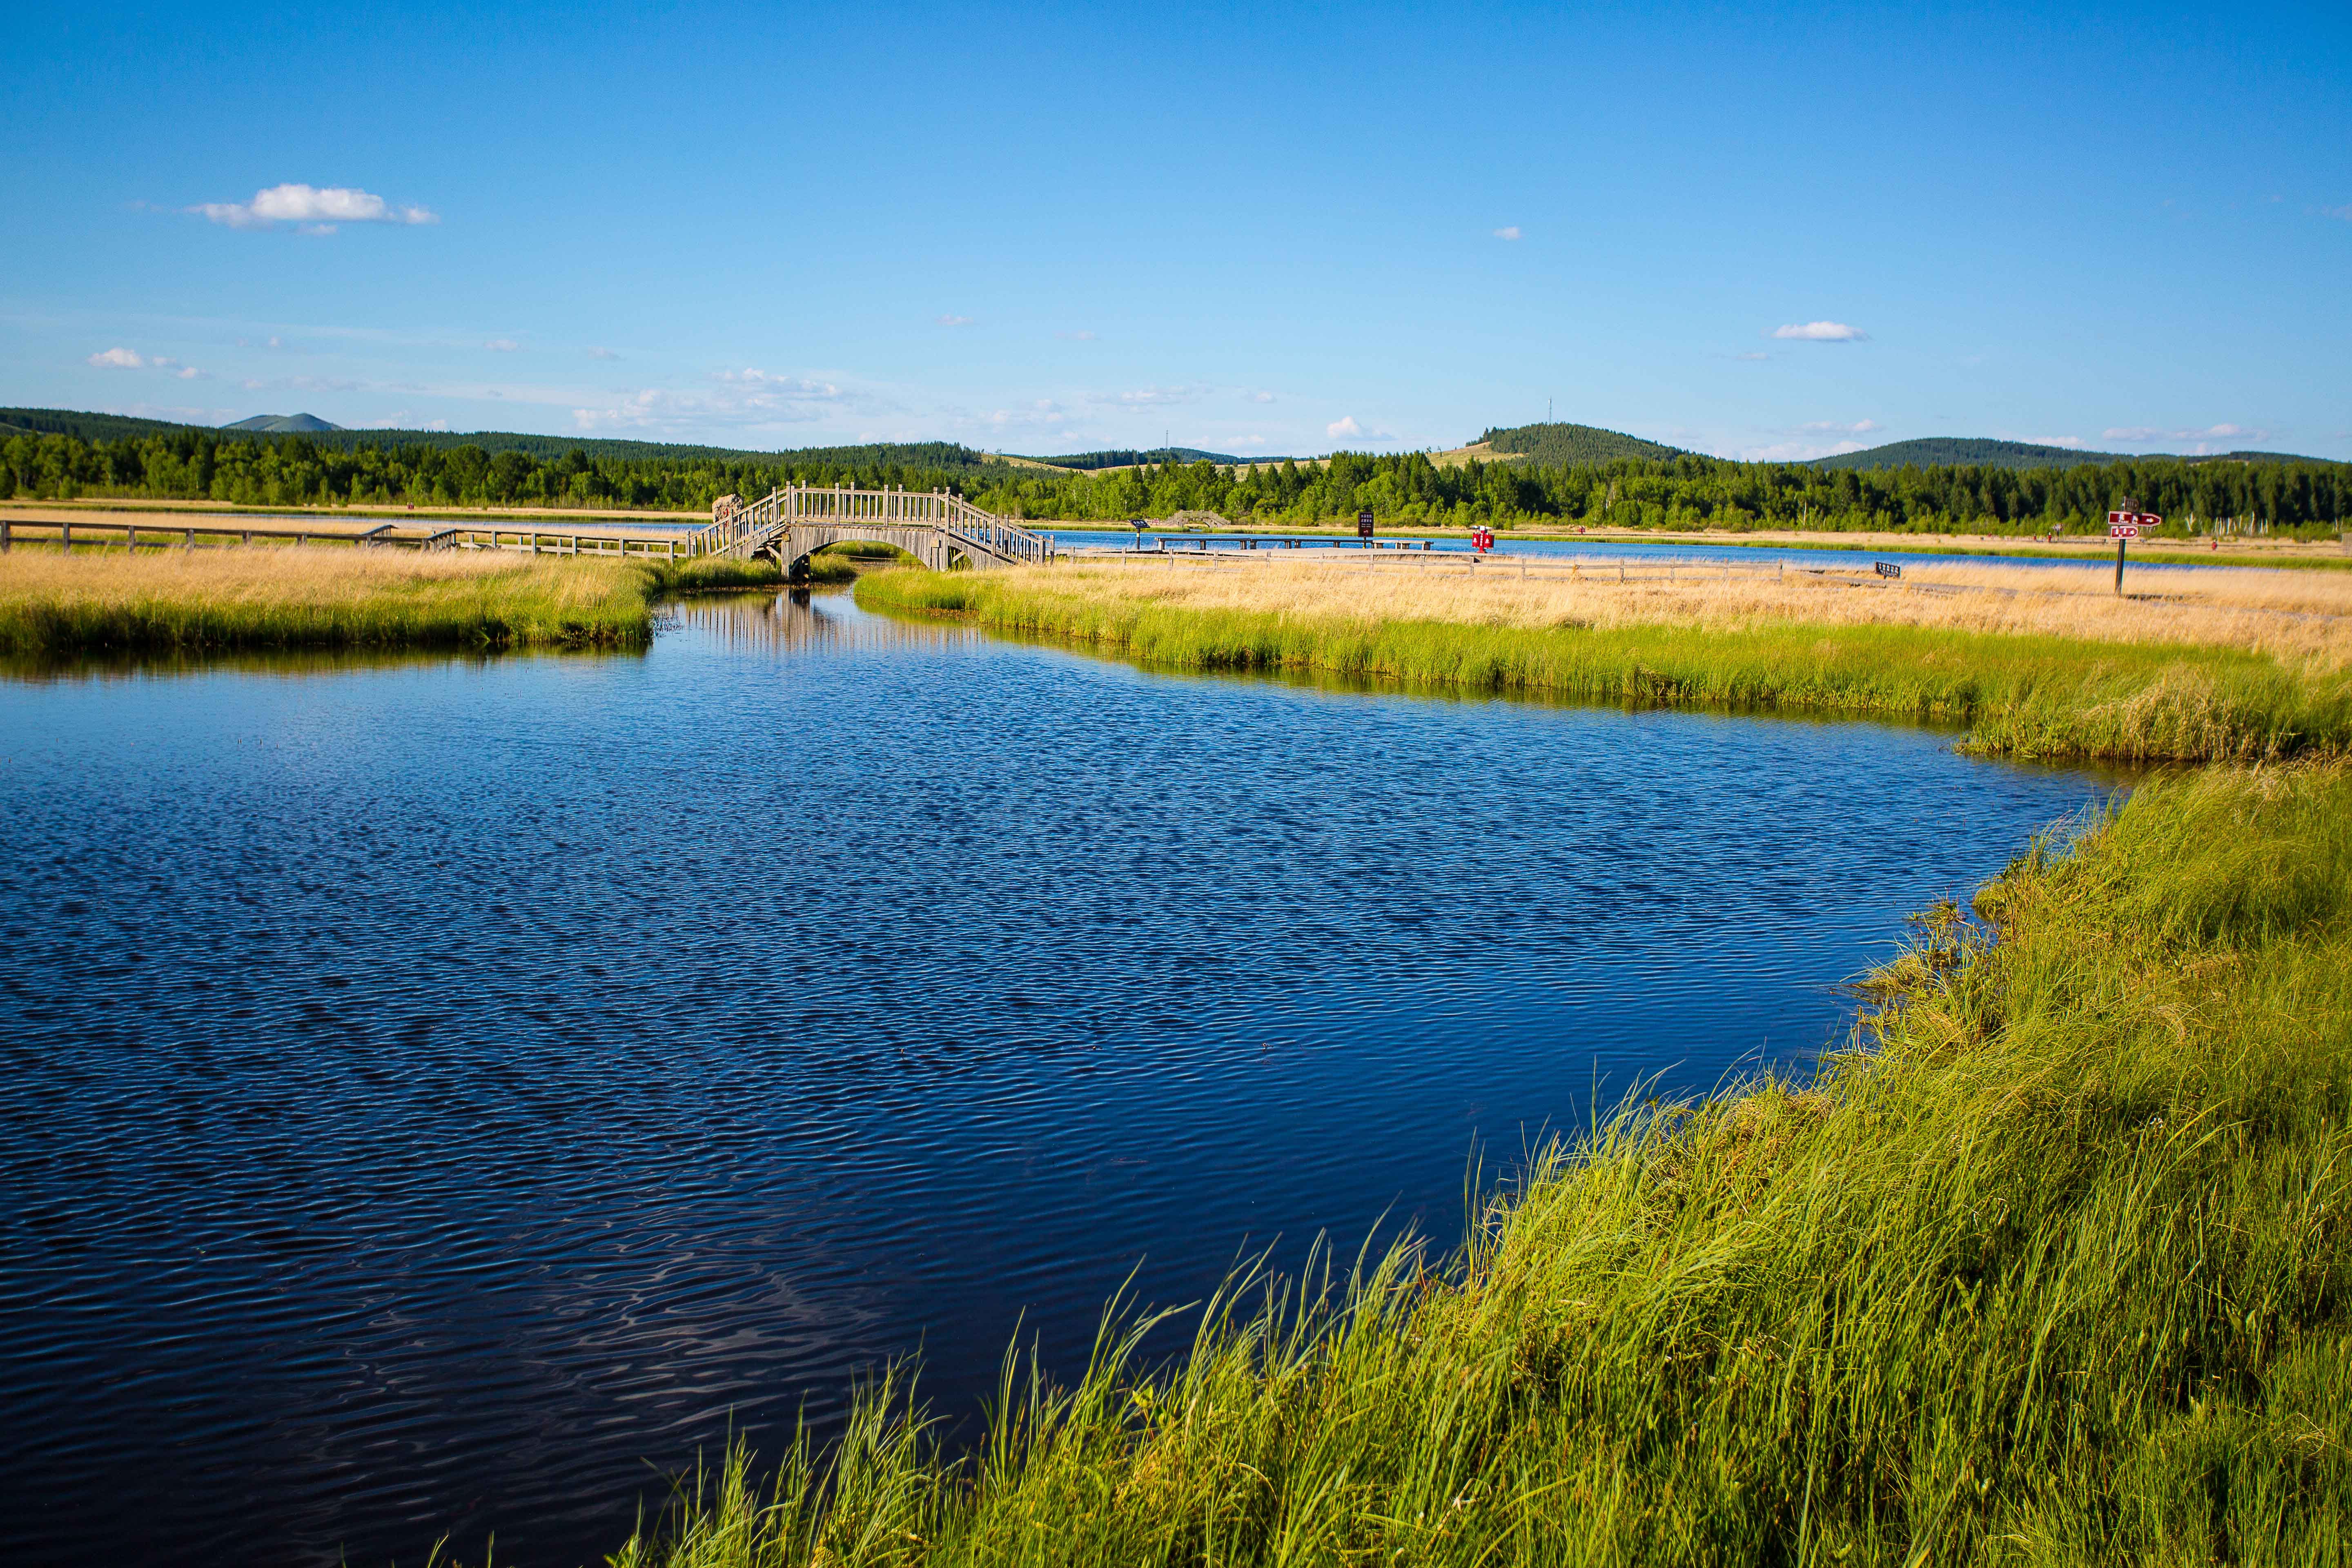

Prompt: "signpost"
[1357,509,1374,545]
[2107,502,2162,594]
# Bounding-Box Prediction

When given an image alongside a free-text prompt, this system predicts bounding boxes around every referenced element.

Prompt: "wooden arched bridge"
[690,485,1055,574]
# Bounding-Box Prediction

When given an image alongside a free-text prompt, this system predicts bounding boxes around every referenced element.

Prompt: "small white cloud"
[587,346,619,359]
[1771,321,1869,342]
[175,367,200,379]
[1327,416,1363,439]
[1492,225,1522,241]
[298,224,338,237]
[1247,390,1275,403]
[485,338,521,352]
[1737,438,1871,462]
[88,347,145,368]
[192,184,438,229]
[1056,330,1097,341]
[2019,435,2087,449]
[2099,422,2268,453]
[242,379,266,390]
[1799,419,1881,434]
[1233,435,1268,448]
[267,335,283,349]
[1113,386,1201,407]
[936,313,973,327]
[2320,205,2352,221]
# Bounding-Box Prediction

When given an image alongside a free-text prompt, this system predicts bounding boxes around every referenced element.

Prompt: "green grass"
[0,554,656,654]
[644,555,791,593]
[609,763,2352,1566]
[856,571,2352,762]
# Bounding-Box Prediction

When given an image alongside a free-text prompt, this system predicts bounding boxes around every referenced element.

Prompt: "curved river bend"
[0,590,2122,1567]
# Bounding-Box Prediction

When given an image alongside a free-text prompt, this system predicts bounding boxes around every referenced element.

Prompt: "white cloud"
[1328,416,1364,439]
[1056,330,1097,341]
[359,412,450,431]
[88,346,145,368]
[2321,205,2352,221]
[571,368,859,435]
[936,313,973,327]
[2100,422,2269,454]
[485,338,521,352]
[192,184,438,229]
[267,336,283,349]
[1771,321,1869,341]
[1112,386,1202,406]
[982,400,1070,432]
[1247,390,1275,403]
[2018,435,2087,449]
[1736,437,1872,462]
[587,346,619,359]
[1493,225,1522,240]
[174,367,200,379]
[1799,419,1881,434]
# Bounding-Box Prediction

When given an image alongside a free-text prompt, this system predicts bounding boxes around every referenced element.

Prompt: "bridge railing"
[683,485,1055,566]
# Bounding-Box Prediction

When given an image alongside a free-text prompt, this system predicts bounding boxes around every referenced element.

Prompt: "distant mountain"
[1022,447,1254,470]
[1808,438,2121,472]
[1476,422,1685,465]
[223,413,344,433]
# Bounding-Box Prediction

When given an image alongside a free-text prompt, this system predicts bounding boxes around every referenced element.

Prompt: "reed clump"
[609,763,2352,1566]
[858,563,2352,761]
[0,548,653,653]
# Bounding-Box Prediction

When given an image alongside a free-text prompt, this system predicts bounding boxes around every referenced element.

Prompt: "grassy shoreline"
[0,550,659,654]
[857,568,2352,762]
[615,763,2352,1565]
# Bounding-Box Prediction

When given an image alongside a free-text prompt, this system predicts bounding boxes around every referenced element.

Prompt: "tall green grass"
[857,572,2352,762]
[0,558,654,653]
[609,764,2352,1566]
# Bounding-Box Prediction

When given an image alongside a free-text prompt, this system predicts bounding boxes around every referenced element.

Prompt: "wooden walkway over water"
[0,484,1059,573]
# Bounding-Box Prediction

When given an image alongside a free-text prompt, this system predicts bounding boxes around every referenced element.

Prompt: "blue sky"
[4,1,2347,461]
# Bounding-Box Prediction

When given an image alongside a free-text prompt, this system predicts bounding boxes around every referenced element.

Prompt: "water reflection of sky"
[0,592,2124,1568]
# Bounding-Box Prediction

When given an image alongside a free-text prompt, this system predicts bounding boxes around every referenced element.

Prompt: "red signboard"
[2110,522,2140,539]
[2107,509,2163,533]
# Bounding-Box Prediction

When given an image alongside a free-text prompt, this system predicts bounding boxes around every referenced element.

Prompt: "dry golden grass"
[1040,553,2352,670]
[0,546,650,652]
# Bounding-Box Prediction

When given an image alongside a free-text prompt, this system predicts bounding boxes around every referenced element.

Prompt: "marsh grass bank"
[611,763,2352,1566]
[858,565,2352,761]
[0,549,655,653]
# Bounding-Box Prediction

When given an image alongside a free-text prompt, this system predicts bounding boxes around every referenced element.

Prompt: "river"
[0,588,2124,1566]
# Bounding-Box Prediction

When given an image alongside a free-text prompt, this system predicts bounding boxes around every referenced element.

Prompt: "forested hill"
[1811,438,2123,472]
[1478,422,1685,465]
[1022,447,1251,470]
[0,408,1010,474]
[0,408,206,444]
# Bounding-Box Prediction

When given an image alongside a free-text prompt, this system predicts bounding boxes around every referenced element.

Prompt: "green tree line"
[4,427,2345,537]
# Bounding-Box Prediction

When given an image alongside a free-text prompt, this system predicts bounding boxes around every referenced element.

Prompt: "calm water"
[0,592,2121,1567]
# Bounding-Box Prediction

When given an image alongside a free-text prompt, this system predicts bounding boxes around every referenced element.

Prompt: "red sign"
[2110,522,2140,539]
[2107,509,2163,533]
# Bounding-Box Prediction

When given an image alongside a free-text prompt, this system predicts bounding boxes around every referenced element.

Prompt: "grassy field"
[857,559,2352,762]
[610,763,2352,1566]
[0,548,657,653]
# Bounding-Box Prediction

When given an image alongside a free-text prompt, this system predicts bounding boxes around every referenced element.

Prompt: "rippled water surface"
[0,591,2121,1567]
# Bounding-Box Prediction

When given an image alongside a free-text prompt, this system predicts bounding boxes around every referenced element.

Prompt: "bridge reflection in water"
[668,585,986,657]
